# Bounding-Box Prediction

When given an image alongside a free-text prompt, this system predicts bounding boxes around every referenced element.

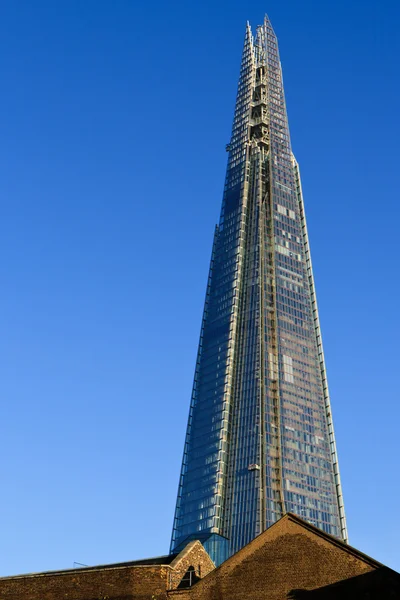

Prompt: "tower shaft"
[171,16,347,565]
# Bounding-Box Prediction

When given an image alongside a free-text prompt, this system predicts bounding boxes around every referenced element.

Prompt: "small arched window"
[178,566,200,589]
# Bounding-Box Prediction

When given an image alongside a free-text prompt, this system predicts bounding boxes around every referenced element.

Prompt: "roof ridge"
[169,540,210,570]
[184,513,383,584]
[283,513,383,568]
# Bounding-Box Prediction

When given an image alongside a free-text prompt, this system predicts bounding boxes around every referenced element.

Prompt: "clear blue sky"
[0,0,398,576]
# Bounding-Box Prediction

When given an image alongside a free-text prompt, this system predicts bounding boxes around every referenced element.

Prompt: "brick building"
[0,514,398,599]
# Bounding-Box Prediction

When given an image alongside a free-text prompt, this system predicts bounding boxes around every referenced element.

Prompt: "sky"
[0,0,399,577]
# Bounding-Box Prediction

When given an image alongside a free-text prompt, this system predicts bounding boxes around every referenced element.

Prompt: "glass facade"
[170,16,347,565]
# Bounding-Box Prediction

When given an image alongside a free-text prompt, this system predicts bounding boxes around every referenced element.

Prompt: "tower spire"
[171,14,347,566]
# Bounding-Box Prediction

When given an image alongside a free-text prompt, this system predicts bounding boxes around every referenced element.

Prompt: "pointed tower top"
[263,13,277,39]
[244,20,253,43]
[241,20,254,57]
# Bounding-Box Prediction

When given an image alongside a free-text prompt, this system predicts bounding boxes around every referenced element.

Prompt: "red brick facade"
[169,515,380,600]
[0,514,397,600]
[0,540,213,600]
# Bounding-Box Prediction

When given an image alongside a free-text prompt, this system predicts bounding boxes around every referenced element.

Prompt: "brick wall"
[0,564,169,600]
[169,541,215,589]
[0,536,214,600]
[168,516,378,600]
[0,515,387,600]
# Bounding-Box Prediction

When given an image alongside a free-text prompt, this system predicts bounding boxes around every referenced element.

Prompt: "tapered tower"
[170,15,347,566]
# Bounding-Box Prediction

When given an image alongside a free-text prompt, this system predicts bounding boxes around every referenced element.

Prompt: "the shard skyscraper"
[170,15,347,565]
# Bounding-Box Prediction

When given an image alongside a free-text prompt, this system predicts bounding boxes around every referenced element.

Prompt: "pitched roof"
[0,553,180,580]
[215,512,383,570]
